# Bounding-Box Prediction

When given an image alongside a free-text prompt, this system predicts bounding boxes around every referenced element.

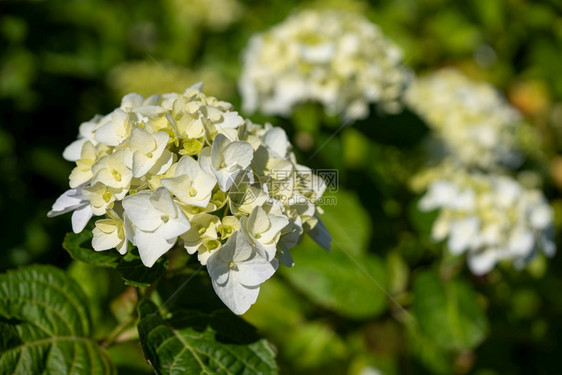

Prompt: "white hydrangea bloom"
[92,210,128,255]
[123,187,191,267]
[49,83,330,314]
[419,171,555,275]
[161,156,217,208]
[406,68,524,170]
[240,205,290,261]
[127,127,171,178]
[207,231,278,314]
[239,9,410,120]
[198,134,254,191]
[181,213,222,265]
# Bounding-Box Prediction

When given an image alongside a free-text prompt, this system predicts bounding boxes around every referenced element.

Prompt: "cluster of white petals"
[419,171,555,275]
[49,83,331,314]
[406,68,524,170]
[239,9,410,120]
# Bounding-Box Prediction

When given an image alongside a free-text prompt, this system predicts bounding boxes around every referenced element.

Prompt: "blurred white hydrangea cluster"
[239,9,410,120]
[48,83,331,314]
[419,171,555,275]
[406,68,524,170]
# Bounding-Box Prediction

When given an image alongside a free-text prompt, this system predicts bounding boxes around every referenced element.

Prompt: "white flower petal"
[157,217,190,240]
[237,258,278,287]
[262,126,290,158]
[150,187,176,216]
[447,217,480,254]
[92,226,121,251]
[212,277,260,315]
[63,139,88,162]
[48,188,87,217]
[198,147,213,175]
[122,192,162,231]
[467,249,498,276]
[220,111,244,128]
[134,230,176,267]
[71,204,93,233]
[248,206,270,234]
[222,141,253,170]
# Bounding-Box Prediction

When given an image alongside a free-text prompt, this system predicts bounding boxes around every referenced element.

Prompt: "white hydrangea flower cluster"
[406,68,524,170]
[48,83,331,315]
[419,171,555,275]
[239,9,409,120]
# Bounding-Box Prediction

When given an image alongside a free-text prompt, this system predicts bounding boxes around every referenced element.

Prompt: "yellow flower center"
[112,169,122,182]
[206,240,220,250]
[102,190,112,202]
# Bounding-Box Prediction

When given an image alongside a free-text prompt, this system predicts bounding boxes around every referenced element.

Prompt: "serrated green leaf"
[283,237,387,319]
[137,300,278,375]
[63,231,167,287]
[412,270,488,351]
[0,265,116,374]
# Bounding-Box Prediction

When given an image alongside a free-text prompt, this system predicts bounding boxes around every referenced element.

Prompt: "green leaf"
[63,230,121,268]
[0,265,116,374]
[386,251,409,296]
[342,128,370,168]
[68,261,121,337]
[283,237,387,319]
[107,341,153,375]
[405,318,453,375]
[412,270,489,351]
[408,198,438,237]
[292,102,322,134]
[320,189,371,256]
[117,252,168,287]
[63,231,167,287]
[243,278,308,338]
[282,321,347,370]
[137,300,278,375]
[156,270,225,313]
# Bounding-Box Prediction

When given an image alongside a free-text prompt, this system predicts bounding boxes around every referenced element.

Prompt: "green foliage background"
[2,0,562,374]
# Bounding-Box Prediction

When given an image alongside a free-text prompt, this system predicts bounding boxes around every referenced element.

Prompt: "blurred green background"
[2,0,562,374]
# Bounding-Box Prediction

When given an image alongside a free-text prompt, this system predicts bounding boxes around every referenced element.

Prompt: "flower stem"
[101,313,137,349]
